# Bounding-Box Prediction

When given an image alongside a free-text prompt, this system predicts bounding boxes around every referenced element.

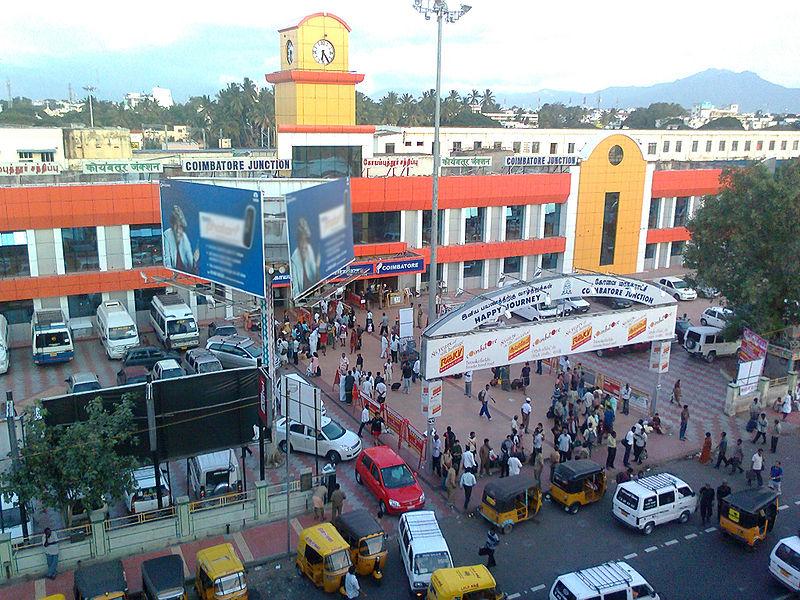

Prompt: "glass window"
[17,152,33,161]
[671,241,685,257]
[452,141,461,151]
[567,142,575,153]
[422,210,445,247]
[543,203,562,237]
[675,140,682,152]
[732,140,739,151]
[385,143,395,153]
[781,140,787,151]
[648,198,660,229]
[663,140,670,153]
[493,141,502,150]
[645,244,656,259]
[608,145,623,165]
[549,142,557,154]
[794,141,799,151]
[41,152,55,163]
[647,143,656,155]
[745,140,752,151]
[719,140,726,151]
[421,263,443,284]
[0,300,33,325]
[599,192,620,266]
[540,253,559,270]
[62,227,99,273]
[68,293,102,319]
[134,287,166,312]
[674,197,689,227]
[416,141,424,147]
[352,212,401,245]
[769,140,776,151]
[705,140,712,152]
[512,141,521,153]
[531,142,540,154]
[757,141,763,151]
[658,491,675,506]
[505,206,524,240]
[291,146,362,178]
[130,224,163,267]
[463,260,484,279]
[0,231,30,278]
[473,141,482,150]
[691,140,698,152]
[503,256,521,274]
[464,207,486,242]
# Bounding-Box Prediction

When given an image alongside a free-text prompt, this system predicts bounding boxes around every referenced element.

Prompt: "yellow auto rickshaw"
[478,476,542,534]
[548,459,606,514]
[43,595,66,600]
[195,543,248,600]
[73,559,127,600]
[333,509,387,583]
[427,565,506,600]
[720,487,780,548]
[296,522,353,593]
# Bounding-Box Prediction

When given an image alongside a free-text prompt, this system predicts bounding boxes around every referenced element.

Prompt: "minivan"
[124,465,172,514]
[96,300,139,359]
[31,309,74,365]
[149,294,199,351]
[184,348,223,375]
[188,449,241,501]
[550,561,659,600]
[398,510,453,598]
[612,473,697,535]
[683,325,740,363]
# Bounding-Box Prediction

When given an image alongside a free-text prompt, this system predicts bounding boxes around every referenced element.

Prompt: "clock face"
[312,39,335,65]
[286,40,294,65]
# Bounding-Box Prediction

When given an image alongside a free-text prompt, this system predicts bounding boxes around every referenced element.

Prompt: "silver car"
[206,335,263,368]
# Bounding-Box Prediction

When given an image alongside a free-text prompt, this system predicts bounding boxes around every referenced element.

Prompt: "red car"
[355,446,425,515]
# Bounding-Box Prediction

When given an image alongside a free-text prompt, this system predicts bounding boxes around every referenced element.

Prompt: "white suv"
[700,306,733,328]
[654,276,697,301]
[124,466,171,514]
[613,472,697,535]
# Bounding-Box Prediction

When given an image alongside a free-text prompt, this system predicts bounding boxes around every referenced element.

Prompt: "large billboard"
[285,178,354,299]
[159,180,266,297]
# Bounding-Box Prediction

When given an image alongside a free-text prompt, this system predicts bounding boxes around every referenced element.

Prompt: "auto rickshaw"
[73,559,127,600]
[296,522,353,593]
[427,565,506,600]
[548,459,606,514]
[42,596,66,600]
[478,476,542,534]
[195,543,248,600]
[142,554,187,600]
[720,487,780,548]
[333,509,387,583]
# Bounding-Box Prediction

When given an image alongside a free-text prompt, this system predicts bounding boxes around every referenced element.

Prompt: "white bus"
[149,294,199,351]
[31,309,74,365]
[96,300,139,359]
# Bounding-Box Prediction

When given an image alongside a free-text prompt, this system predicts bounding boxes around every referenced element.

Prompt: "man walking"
[699,483,715,526]
[623,426,635,468]
[769,461,783,493]
[715,431,729,469]
[557,430,572,464]
[521,362,531,391]
[679,405,690,441]
[716,480,731,518]
[330,483,346,519]
[479,528,500,568]
[358,406,370,437]
[401,361,413,394]
[379,312,389,336]
[464,370,473,398]
[771,419,782,453]
[460,468,477,511]
[521,397,532,433]
[750,448,765,487]
[752,412,768,445]
[431,433,442,476]
[478,384,495,420]
[621,383,631,415]
[605,429,617,470]
[729,438,745,474]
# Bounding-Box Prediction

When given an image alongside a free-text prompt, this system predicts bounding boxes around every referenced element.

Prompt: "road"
[246,427,800,600]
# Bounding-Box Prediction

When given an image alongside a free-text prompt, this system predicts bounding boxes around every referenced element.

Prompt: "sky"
[2,0,800,104]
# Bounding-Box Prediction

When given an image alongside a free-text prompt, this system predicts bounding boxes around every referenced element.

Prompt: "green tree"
[700,116,744,130]
[537,103,591,128]
[0,397,139,526]
[684,160,800,335]
[623,102,687,129]
[481,88,500,113]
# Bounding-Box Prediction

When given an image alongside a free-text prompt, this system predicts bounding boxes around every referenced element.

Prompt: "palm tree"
[467,89,482,107]
[481,88,497,113]
[379,91,400,125]
[398,93,418,126]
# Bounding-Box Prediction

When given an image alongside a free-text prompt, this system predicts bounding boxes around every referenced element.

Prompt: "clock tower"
[266,12,366,128]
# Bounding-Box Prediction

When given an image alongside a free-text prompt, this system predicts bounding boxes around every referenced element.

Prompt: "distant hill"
[501,69,800,113]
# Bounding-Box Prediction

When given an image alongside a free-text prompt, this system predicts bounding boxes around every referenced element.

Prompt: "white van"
[149,294,199,351]
[96,300,139,359]
[188,449,241,500]
[0,493,33,541]
[683,325,740,363]
[31,309,74,365]
[612,473,697,535]
[0,314,9,374]
[398,510,453,598]
[770,535,800,592]
[550,561,660,600]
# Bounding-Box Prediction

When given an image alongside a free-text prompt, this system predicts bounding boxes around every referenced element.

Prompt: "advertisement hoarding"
[285,178,355,299]
[738,328,768,395]
[421,379,443,418]
[649,340,671,373]
[159,180,266,297]
[421,305,677,378]
[283,373,322,427]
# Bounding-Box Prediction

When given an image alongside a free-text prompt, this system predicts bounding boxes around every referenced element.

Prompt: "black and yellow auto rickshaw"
[548,459,606,514]
[333,509,387,583]
[141,554,187,600]
[720,487,780,548]
[478,476,542,534]
[195,543,248,600]
[296,522,353,593]
[427,565,506,600]
[73,559,127,600]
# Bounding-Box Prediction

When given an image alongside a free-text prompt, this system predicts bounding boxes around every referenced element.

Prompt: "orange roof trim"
[265,70,365,85]
[278,12,352,33]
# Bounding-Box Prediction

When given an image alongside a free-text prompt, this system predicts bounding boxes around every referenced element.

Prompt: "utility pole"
[83,85,97,128]
[5,392,29,539]
[5,79,11,106]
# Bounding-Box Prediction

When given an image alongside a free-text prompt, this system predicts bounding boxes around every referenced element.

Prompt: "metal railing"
[104,506,177,531]
[189,488,255,514]
[11,521,91,551]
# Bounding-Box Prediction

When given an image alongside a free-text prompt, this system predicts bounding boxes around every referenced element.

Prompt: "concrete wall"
[33,230,58,276]
[0,127,66,165]
[104,225,126,271]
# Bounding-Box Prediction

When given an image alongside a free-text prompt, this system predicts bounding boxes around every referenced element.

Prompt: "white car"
[654,276,697,301]
[124,466,171,514]
[700,306,733,328]
[529,300,571,320]
[770,535,800,592]
[565,297,590,313]
[275,416,362,463]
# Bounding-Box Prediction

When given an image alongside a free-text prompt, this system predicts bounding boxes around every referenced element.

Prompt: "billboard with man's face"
[159,180,266,297]
[285,178,354,299]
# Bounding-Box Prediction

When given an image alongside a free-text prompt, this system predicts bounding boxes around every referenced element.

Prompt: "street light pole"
[83,85,96,128]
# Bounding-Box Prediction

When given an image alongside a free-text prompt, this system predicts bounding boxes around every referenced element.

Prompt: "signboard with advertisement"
[739,328,768,362]
[285,178,355,300]
[738,328,768,395]
[159,180,266,297]
[270,256,426,288]
[440,156,492,169]
[504,155,580,167]
[421,304,677,378]
[649,340,671,373]
[181,158,291,173]
[362,155,433,177]
[283,373,322,428]
[426,274,675,337]
[0,162,60,176]
[421,379,443,418]
[82,160,163,174]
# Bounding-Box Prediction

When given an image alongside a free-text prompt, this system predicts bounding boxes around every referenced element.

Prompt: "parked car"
[66,372,102,394]
[206,335,262,368]
[675,316,692,344]
[595,341,650,358]
[184,348,224,375]
[654,276,697,301]
[275,416,362,463]
[700,306,733,328]
[612,473,697,535]
[683,326,741,363]
[770,535,800,593]
[116,365,150,386]
[122,346,180,371]
[124,466,171,514]
[152,359,185,380]
[696,281,720,299]
[595,296,633,310]
[208,321,238,339]
[355,445,425,515]
[566,297,591,313]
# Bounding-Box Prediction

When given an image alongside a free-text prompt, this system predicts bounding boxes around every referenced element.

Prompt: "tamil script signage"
[0,162,60,176]
[505,155,580,167]
[440,156,492,168]
[83,160,163,174]
[363,156,433,177]
[421,304,677,378]
[739,328,768,362]
[182,158,291,173]
[426,274,675,337]
[271,256,425,287]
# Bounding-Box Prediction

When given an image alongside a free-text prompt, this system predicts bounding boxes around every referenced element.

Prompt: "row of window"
[648,197,692,229]
[644,241,685,260]
[647,139,799,155]
[389,141,577,155]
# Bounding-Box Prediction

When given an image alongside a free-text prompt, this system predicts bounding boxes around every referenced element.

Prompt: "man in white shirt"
[521,398,532,433]
[358,406,370,438]
[460,469,477,511]
[621,383,632,415]
[375,380,387,404]
[462,447,477,472]
[464,370,473,397]
[508,454,522,476]
[344,566,360,599]
[557,431,572,463]
[413,358,421,383]
[751,449,764,486]
[623,427,635,468]
[361,377,373,402]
